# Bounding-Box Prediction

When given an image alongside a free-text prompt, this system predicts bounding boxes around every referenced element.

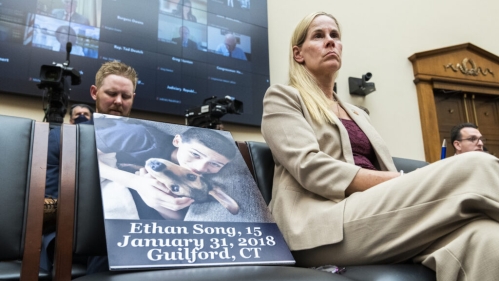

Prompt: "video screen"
[0,0,269,126]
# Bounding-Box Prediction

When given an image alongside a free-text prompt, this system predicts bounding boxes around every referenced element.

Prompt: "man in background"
[172,26,199,50]
[46,61,137,197]
[69,103,94,124]
[216,33,247,60]
[450,122,485,155]
[53,25,85,56]
[52,0,90,25]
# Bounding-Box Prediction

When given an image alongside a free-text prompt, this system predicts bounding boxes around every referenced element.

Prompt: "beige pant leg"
[293,152,499,274]
[414,219,499,281]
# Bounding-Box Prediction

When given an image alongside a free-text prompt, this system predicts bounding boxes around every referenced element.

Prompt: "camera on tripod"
[38,42,81,124]
[185,95,243,129]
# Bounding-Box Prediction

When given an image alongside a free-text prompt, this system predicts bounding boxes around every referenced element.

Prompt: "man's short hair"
[95,61,138,91]
[70,103,94,117]
[450,123,478,144]
[181,127,237,160]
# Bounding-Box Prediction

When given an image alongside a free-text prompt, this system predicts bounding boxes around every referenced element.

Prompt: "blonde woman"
[262,11,499,281]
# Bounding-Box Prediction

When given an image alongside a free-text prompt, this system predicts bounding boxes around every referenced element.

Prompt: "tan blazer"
[261,84,396,251]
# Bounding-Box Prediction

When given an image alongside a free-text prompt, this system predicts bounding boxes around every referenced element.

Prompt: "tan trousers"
[293,152,499,281]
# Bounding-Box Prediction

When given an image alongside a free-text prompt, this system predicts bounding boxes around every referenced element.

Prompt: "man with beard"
[45,61,137,197]
[42,61,138,274]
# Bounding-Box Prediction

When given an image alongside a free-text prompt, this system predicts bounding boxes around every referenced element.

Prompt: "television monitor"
[0,0,269,126]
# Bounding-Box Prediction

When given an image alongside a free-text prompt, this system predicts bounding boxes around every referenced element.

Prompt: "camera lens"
[363,72,372,82]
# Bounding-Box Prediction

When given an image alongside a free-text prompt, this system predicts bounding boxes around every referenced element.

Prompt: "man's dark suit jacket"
[172,37,199,50]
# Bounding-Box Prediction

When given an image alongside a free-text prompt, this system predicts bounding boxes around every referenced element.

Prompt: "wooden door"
[473,94,499,157]
[435,90,499,157]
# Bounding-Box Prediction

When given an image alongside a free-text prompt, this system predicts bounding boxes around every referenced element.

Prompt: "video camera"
[38,42,81,124]
[185,95,243,129]
[348,72,376,96]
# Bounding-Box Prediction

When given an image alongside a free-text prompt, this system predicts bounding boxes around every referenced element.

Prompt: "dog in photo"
[144,158,240,215]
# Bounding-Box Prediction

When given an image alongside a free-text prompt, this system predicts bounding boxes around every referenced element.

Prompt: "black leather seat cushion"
[74,266,354,281]
[343,264,436,281]
[0,116,33,260]
[0,115,49,280]
[392,157,428,173]
[74,124,107,256]
[0,261,50,281]
[246,141,274,205]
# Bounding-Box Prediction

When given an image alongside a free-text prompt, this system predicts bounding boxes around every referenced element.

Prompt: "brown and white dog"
[144,158,240,215]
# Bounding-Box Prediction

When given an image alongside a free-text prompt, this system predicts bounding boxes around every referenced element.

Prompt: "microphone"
[66,41,72,53]
[65,42,72,65]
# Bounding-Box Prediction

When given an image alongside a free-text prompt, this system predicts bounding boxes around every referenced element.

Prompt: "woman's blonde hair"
[289,12,341,124]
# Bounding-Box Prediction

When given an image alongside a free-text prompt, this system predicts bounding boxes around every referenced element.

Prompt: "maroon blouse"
[340,118,377,170]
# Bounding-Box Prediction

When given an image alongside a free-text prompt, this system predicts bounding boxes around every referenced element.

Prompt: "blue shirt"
[215,44,247,60]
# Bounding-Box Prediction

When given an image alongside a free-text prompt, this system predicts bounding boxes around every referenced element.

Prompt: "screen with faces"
[0,0,268,126]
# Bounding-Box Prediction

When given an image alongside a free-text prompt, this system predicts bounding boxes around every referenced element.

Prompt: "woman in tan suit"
[261,11,499,281]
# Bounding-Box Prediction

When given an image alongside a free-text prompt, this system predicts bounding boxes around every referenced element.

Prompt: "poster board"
[93,114,294,270]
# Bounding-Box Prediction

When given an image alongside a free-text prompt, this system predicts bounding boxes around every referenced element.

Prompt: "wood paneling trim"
[433,81,499,96]
[409,43,499,65]
[415,81,441,162]
[414,75,499,96]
